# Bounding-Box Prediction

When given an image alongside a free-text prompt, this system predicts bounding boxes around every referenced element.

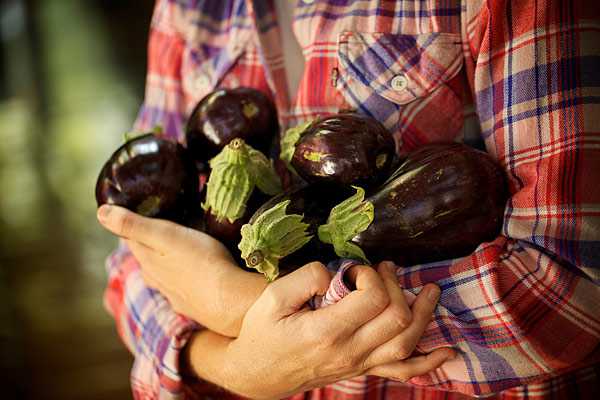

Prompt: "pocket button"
[390,74,408,92]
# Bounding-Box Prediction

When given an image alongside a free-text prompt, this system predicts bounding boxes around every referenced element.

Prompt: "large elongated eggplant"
[95,133,200,225]
[186,87,279,171]
[238,185,353,281]
[282,113,396,188]
[319,143,508,265]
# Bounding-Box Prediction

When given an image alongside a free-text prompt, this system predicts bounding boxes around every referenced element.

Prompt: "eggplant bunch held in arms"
[95,133,200,225]
[202,138,283,250]
[186,87,279,171]
[319,143,509,266]
[238,185,353,281]
[281,113,396,189]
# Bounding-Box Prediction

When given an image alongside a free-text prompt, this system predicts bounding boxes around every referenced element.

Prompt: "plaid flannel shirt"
[103,0,600,398]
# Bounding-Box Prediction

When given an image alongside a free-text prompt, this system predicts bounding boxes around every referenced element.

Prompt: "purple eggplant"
[201,138,283,257]
[95,133,200,225]
[238,184,353,281]
[185,87,279,171]
[204,190,270,256]
[318,143,508,266]
[282,113,396,188]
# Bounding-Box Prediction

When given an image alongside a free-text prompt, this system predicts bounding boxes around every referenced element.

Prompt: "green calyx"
[238,200,312,282]
[318,186,374,263]
[202,138,282,223]
[280,120,314,174]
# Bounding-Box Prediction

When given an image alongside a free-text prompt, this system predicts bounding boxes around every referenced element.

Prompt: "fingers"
[97,204,182,251]
[310,265,389,336]
[351,262,412,349]
[365,347,456,382]
[362,283,441,367]
[262,262,332,319]
[393,283,440,353]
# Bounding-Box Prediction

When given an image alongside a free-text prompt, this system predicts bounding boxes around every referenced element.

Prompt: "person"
[97,0,600,399]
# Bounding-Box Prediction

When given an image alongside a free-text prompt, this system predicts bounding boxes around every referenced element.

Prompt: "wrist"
[214,267,269,337]
[184,329,235,389]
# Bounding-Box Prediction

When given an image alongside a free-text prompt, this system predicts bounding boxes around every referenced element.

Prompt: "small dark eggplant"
[282,113,396,189]
[202,138,282,255]
[186,87,279,171]
[238,185,353,281]
[95,133,200,225]
[319,143,509,266]
[204,190,270,257]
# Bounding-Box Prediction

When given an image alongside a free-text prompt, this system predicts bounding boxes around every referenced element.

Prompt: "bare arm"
[98,204,266,337]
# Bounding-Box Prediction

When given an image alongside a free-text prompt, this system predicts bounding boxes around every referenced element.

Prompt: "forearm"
[209,264,268,337]
[183,329,233,390]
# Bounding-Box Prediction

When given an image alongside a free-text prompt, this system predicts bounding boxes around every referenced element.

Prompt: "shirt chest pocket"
[336,31,465,151]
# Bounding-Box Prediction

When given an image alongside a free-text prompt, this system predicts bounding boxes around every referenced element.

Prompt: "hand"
[97,205,268,336]
[186,262,455,399]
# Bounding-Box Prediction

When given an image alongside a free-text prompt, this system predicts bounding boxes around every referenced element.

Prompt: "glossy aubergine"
[285,113,396,188]
[239,184,353,281]
[204,190,270,257]
[201,138,282,255]
[185,87,279,170]
[319,143,509,266]
[95,133,200,225]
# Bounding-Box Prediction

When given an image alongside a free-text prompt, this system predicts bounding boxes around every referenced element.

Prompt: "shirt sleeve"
[103,1,204,399]
[319,0,600,396]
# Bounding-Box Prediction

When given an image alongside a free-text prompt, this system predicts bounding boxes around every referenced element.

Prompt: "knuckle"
[118,212,137,237]
[316,327,339,348]
[260,285,281,310]
[335,350,360,372]
[369,290,390,312]
[307,262,330,285]
[393,344,412,360]
[388,306,412,330]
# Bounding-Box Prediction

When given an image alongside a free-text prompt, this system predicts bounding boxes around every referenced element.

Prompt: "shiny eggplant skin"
[95,133,200,225]
[185,87,279,169]
[291,113,396,188]
[204,190,270,255]
[250,184,353,274]
[353,143,508,265]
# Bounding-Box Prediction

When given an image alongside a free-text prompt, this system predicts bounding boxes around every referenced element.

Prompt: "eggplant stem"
[280,120,314,174]
[239,200,313,281]
[318,186,373,263]
[203,139,281,223]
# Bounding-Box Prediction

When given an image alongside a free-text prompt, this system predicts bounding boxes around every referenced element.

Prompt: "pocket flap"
[338,31,463,105]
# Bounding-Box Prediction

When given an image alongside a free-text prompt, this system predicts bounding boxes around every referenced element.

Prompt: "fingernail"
[97,205,113,223]
[427,285,440,301]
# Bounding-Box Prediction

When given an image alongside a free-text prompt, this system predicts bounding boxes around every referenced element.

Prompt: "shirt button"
[390,74,408,91]
[195,75,210,92]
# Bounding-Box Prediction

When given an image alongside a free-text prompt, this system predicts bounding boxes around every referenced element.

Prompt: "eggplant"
[95,133,200,225]
[318,143,508,265]
[185,87,279,171]
[204,190,270,257]
[202,138,282,253]
[282,113,396,188]
[238,184,353,281]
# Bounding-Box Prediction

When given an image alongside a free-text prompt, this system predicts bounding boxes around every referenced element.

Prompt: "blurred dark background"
[1,1,155,398]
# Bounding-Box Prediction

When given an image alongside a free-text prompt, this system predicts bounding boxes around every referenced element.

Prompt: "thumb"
[97,204,174,251]
[262,262,332,318]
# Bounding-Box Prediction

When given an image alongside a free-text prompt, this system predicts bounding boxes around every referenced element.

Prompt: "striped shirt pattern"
[103,0,600,398]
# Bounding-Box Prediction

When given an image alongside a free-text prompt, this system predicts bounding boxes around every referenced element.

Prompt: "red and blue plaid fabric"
[103,0,600,398]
